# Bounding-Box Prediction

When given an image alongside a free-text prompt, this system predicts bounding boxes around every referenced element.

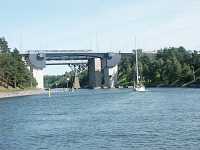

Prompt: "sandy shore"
[0,89,45,99]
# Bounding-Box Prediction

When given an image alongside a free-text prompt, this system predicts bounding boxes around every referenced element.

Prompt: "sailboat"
[134,48,146,92]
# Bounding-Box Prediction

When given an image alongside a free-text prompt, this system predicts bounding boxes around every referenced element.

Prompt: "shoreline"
[0,89,45,99]
[1,86,199,99]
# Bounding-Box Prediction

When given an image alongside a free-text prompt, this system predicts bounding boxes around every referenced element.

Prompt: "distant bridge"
[20,49,132,89]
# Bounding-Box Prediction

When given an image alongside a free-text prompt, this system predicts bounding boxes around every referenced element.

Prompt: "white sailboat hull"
[134,86,146,92]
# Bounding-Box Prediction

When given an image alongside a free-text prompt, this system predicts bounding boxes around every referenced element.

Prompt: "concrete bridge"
[20,50,130,89]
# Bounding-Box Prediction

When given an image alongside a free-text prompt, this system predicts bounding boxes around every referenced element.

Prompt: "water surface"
[0,88,200,149]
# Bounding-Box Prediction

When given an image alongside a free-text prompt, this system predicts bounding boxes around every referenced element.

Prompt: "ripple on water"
[1,88,200,150]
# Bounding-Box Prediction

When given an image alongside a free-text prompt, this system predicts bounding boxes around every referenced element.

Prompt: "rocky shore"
[0,89,44,99]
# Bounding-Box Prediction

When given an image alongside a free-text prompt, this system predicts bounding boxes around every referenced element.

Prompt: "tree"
[0,37,10,53]
[118,47,200,87]
[0,38,37,89]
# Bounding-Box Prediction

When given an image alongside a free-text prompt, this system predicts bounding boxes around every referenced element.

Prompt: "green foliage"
[44,75,63,88]
[44,69,89,88]
[0,37,10,53]
[0,37,37,89]
[44,71,74,88]
[118,47,199,87]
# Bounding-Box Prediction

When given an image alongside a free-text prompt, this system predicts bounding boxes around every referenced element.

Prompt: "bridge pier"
[73,76,80,89]
[107,65,118,88]
[101,58,108,88]
[101,58,118,88]
[26,53,46,89]
[32,67,44,89]
[88,58,102,88]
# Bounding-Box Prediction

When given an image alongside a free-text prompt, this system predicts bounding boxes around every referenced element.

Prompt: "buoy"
[48,88,51,97]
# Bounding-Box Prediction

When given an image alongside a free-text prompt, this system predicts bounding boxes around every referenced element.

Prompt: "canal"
[0,88,200,149]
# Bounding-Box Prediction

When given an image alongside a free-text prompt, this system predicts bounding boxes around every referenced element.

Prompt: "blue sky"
[1,0,200,75]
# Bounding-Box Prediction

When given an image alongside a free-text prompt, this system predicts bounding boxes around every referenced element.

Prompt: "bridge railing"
[20,49,93,54]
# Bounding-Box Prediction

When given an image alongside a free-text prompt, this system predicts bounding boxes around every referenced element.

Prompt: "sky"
[0,0,200,75]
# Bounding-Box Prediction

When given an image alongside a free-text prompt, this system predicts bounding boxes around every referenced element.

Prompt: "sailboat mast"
[135,37,139,84]
[135,49,139,84]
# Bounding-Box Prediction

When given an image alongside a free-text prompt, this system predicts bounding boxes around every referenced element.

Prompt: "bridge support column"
[107,65,118,88]
[88,58,102,88]
[102,58,118,88]
[27,53,46,89]
[32,67,44,89]
[73,71,80,89]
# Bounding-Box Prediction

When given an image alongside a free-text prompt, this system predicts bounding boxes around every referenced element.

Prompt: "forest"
[118,47,200,87]
[0,37,37,89]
